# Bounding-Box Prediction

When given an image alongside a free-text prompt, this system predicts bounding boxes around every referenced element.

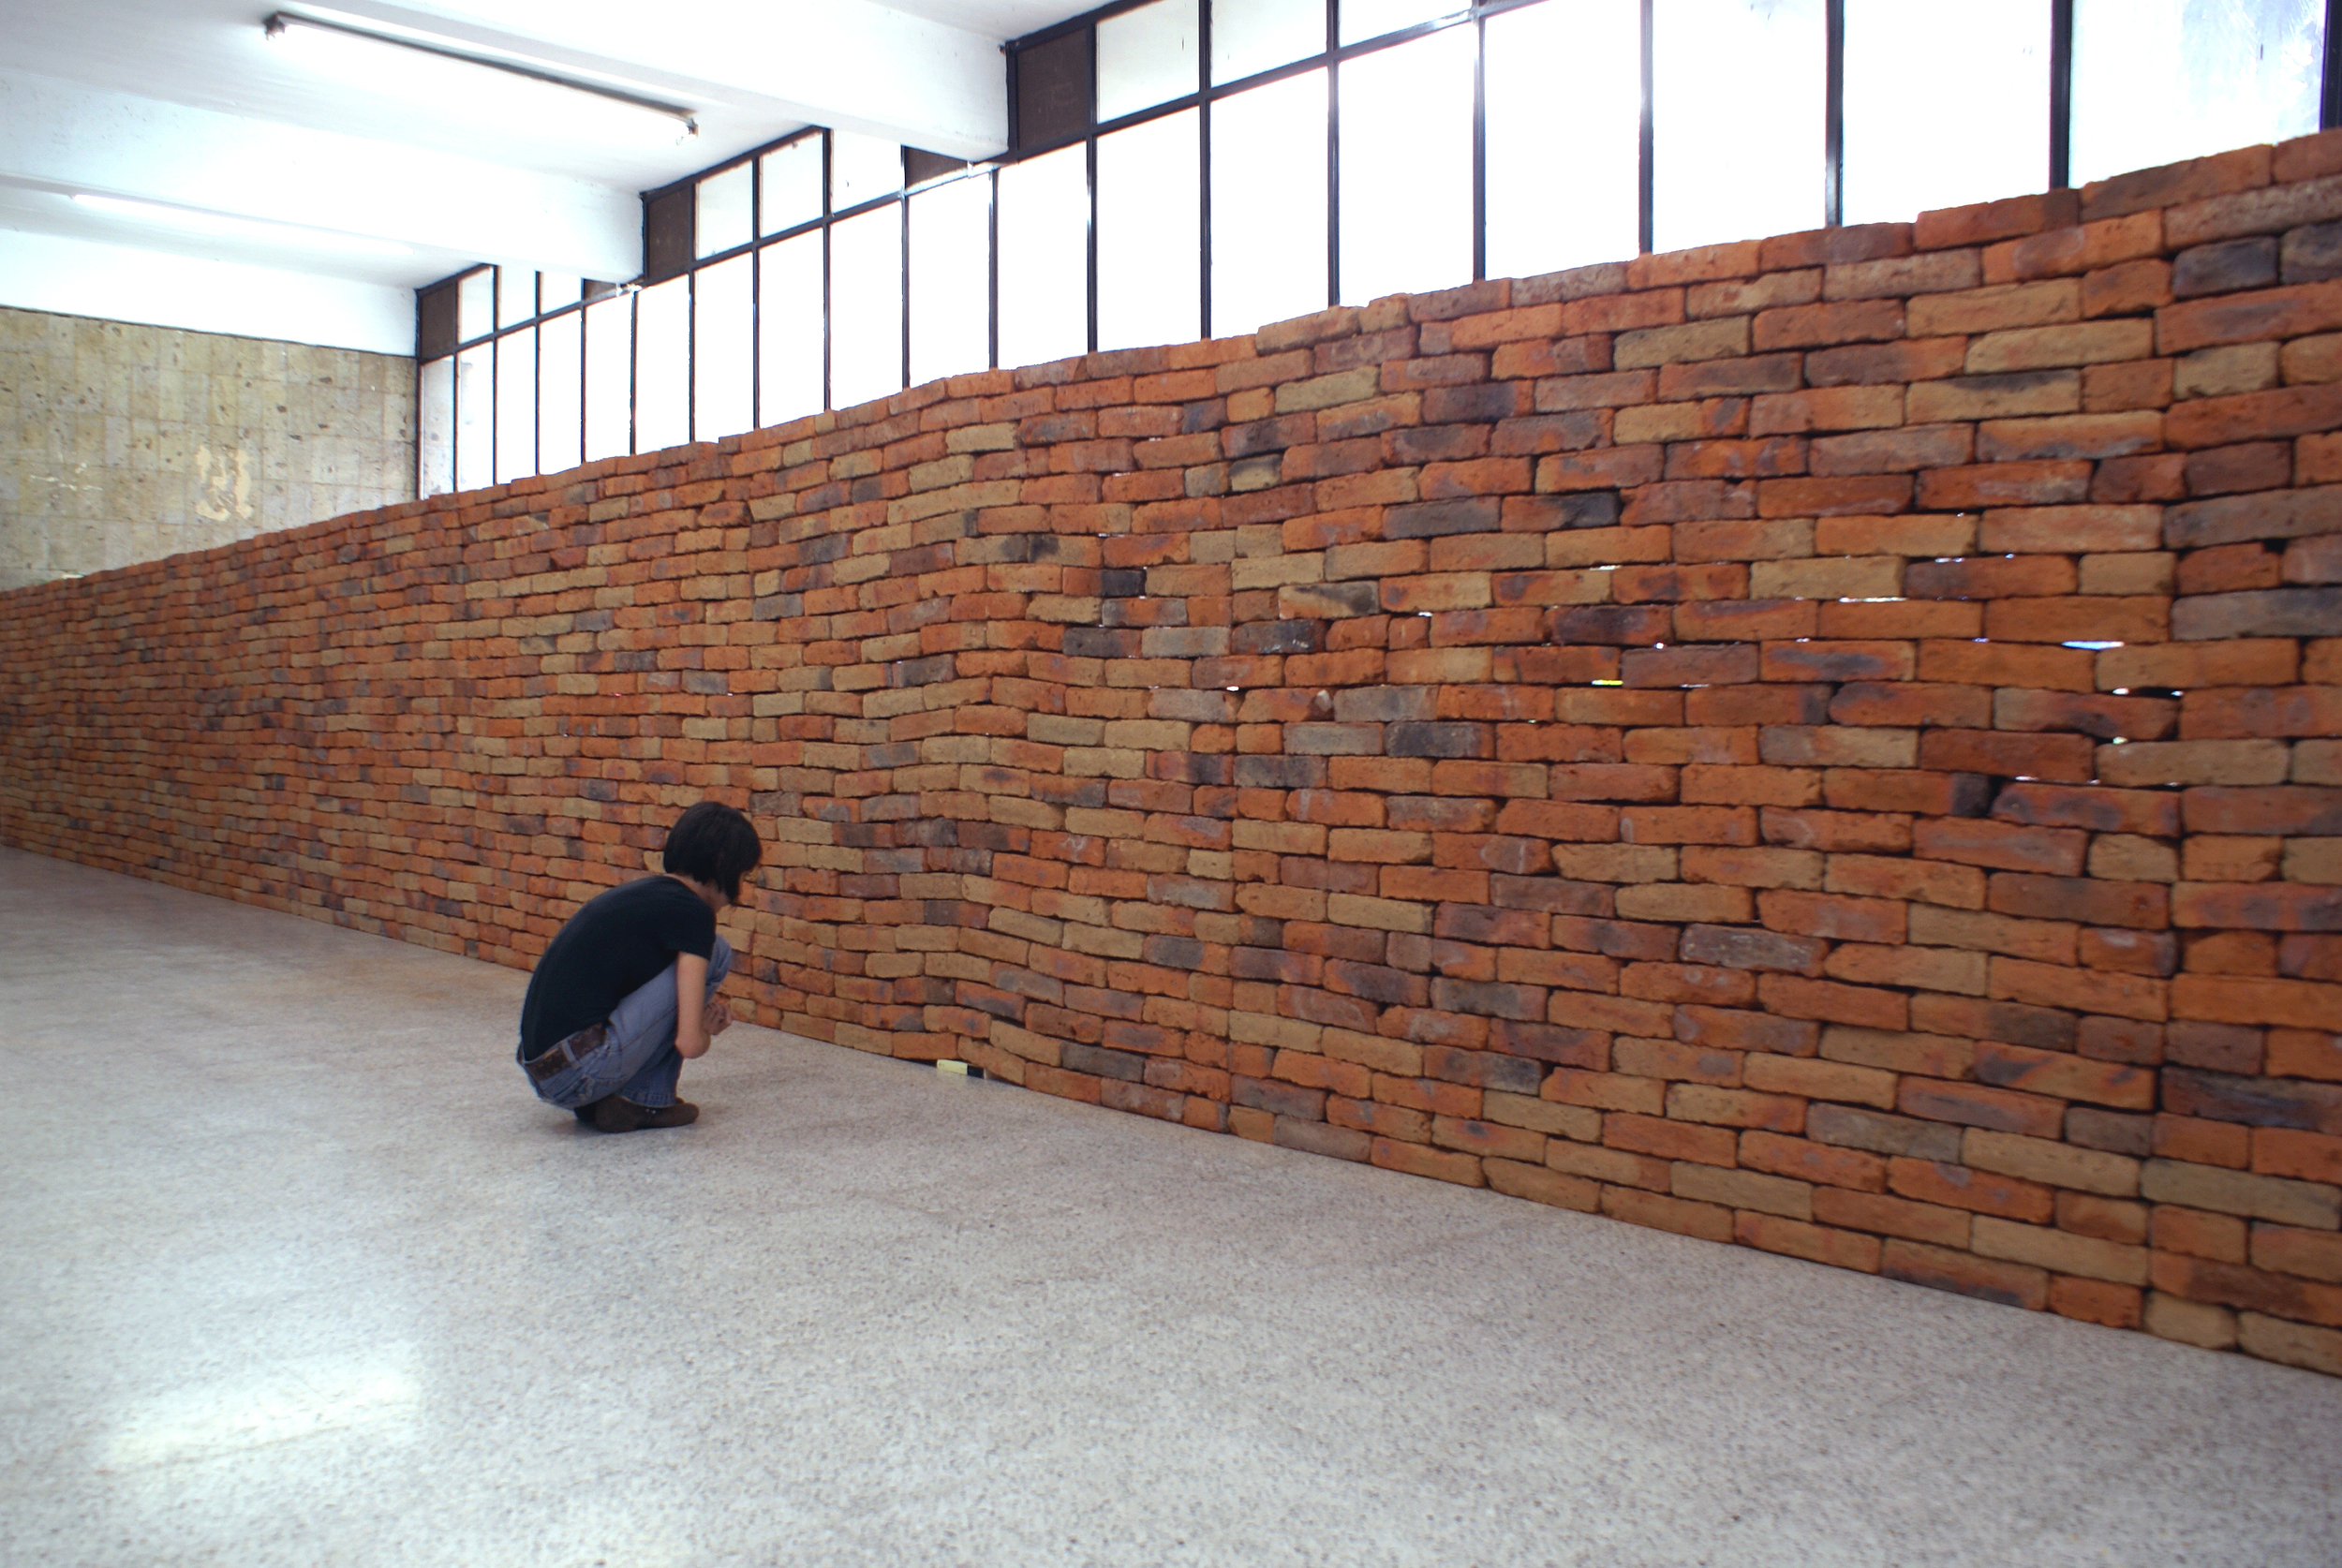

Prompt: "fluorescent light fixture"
[263,12,700,149]
[70,193,413,257]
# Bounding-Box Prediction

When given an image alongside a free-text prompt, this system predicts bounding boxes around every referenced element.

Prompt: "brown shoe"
[590,1097,699,1132]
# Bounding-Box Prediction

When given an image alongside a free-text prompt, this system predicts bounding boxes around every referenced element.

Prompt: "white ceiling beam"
[0,228,415,353]
[0,68,642,284]
[319,0,1012,159]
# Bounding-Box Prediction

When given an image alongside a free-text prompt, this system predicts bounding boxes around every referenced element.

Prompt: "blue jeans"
[517,938,733,1111]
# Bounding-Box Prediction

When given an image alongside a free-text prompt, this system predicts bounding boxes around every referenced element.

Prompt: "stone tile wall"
[0,307,415,590]
[6,136,2342,1380]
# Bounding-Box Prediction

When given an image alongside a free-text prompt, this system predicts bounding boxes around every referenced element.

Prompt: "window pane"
[831,202,905,409]
[763,135,826,233]
[1211,68,1327,337]
[1486,0,1639,278]
[1340,0,1455,45]
[697,162,753,259]
[1099,108,1202,351]
[1338,27,1473,305]
[760,232,825,424]
[2071,0,2321,188]
[833,130,902,212]
[455,342,493,490]
[1100,0,1199,120]
[420,356,453,497]
[495,327,535,483]
[497,269,536,328]
[694,254,753,441]
[1212,0,1325,83]
[998,143,1089,368]
[539,311,583,476]
[584,293,632,463]
[635,276,689,453]
[457,268,494,343]
[541,275,583,312]
[1653,0,1826,253]
[1844,1,2048,224]
[911,176,992,387]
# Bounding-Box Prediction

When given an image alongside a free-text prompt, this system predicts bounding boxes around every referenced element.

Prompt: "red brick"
[1987,214,2164,284]
[1735,1212,1883,1272]
[1915,190,2082,251]
[2165,384,2342,450]
[1485,1158,1601,1212]
[1604,1111,1738,1166]
[1881,1238,2050,1309]
[1815,1187,1973,1247]
[1601,1184,1737,1242]
[2081,147,2271,223]
[1912,819,2086,875]
[1371,1137,1485,1187]
[1741,1129,1887,1191]
[2256,1128,2342,1184]
[1890,1159,2054,1222]
[2049,1277,2143,1328]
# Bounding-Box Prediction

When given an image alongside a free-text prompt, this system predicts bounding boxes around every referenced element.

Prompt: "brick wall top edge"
[2275,126,2342,185]
[12,129,2342,609]
[2082,143,2272,224]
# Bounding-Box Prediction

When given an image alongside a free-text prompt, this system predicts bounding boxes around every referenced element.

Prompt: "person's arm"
[674,952,713,1058]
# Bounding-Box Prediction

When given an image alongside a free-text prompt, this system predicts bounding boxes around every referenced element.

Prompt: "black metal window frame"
[417,0,2342,497]
[418,263,619,492]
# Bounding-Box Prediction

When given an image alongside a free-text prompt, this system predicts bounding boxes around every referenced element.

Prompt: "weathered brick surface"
[6,135,2341,1378]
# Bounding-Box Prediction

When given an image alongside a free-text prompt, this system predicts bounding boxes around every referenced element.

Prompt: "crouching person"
[516,801,763,1132]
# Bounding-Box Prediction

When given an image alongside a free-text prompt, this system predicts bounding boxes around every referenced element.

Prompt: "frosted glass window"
[1099,0,1199,121]
[1211,68,1328,337]
[420,356,453,497]
[760,232,825,424]
[539,311,584,477]
[831,203,905,409]
[694,254,753,441]
[1339,27,1474,305]
[584,293,632,463]
[540,275,583,312]
[762,135,826,233]
[2071,0,2321,187]
[998,144,1089,368]
[697,162,753,259]
[1341,0,1455,45]
[635,276,689,453]
[495,328,535,483]
[1212,0,1325,83]
[457,268,494,343]
[1653,0,1826,253]
[911,177,993,387]
[455,343,493,491]
[1099,109,1202,351]
[1845,1,2049,223]
[497,269,535,328]
[833,130,903,212]
[1486,0,1640,277]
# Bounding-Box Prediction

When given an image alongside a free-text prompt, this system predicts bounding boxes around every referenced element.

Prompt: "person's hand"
[705,998,733,1037]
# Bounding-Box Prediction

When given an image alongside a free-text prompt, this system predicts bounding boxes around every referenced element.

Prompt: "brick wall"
[8,134,2342,1379]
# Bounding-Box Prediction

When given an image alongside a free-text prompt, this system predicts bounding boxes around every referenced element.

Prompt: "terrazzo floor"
[3,846,2340,1567]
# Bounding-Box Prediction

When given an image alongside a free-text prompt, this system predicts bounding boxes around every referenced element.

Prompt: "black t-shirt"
[519,877,718,1058]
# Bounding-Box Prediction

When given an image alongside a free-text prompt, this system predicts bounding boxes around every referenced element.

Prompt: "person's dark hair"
[662,801,763,902]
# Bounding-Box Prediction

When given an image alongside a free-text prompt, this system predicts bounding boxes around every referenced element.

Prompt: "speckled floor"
[4,847,2340,1568]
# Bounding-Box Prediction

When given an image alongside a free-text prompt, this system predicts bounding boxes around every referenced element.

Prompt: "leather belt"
[524,1022,608,1085]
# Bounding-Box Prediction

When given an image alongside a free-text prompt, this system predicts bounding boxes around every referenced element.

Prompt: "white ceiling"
[0,0,1092,350]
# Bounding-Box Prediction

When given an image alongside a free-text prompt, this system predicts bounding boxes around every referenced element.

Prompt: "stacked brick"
[7,134,2342,1378]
